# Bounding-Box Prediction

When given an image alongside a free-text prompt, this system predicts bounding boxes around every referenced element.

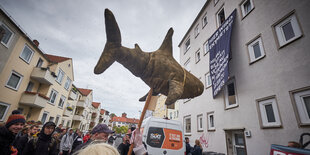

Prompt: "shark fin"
[158,28,173,56]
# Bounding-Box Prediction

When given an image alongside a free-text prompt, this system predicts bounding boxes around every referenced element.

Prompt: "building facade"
[178,0,310,154]
[111,113,139,128]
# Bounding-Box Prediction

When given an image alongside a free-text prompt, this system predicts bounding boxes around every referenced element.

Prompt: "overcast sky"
[0,0,206,118]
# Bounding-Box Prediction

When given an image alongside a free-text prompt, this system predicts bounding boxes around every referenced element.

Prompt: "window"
[184,116,191,134]
[203,40,210,55]
[6,71,23,90]
[20,44,34,64]
[64,77,72,90]
[195,50,201,63]
[205,73,212,88]
[0,102,10,121]
[194,24,199,37]
[197,114,203,131]
[58,95,66,108]
[274,13,302,47]
[202,13,208,27]
[217,7,225,27]
[55,115,60,125]
[224,79,238,109]
[67,120,71,127]
[56,69,65,84]
[290,88,310,125]
[241,0,254,17]
[207,112,215,131]
[49,116,55,122]
[41,111,49,124]
[257,97,282,128]
[25,81,34,92]
[184,58,191,72]
[36,58,43,67]
[185,38,190,52]
[233,132,246,154]
[49,89,58,104]
[247,36,265,63]
[0,22,14,47]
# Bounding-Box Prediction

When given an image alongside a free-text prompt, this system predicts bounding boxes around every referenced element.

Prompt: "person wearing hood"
[22,121,57,155]
[59,128,74,155]
[0,110,25,155]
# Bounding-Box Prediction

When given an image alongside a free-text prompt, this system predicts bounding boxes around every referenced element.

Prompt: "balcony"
[76,101,86,108]
[73,115,83,121]
[68,91,78,100]
[19,91,49,108]
[30,67,54,85]
[92,112,97,118]
[63,108,74,117]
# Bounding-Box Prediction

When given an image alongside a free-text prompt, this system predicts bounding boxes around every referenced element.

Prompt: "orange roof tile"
[44,54,71,63]
[100,109,105,115]
[77,88,92,96]
[112,116,139,124]
[92,102,100,108]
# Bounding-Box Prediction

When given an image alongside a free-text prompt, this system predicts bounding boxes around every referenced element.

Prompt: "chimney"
[122,112,127,118]
[33,39,39,47]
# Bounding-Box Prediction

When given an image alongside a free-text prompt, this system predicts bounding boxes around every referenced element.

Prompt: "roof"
[178,1,210,47]
[112,116,139,124]
[100,109,105,115]
[92,102,100,108]
[44,54,71,63]
[77,88,92,96]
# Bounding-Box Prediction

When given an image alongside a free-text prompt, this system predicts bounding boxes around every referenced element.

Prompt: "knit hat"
[5,110,26,128]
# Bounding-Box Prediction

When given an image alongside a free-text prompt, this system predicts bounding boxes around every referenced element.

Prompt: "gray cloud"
[0,0,206,118]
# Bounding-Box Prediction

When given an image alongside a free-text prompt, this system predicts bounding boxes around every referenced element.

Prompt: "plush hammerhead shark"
[94,9,204,105]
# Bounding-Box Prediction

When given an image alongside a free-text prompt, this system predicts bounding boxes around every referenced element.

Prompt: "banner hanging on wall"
[209,9,237,98]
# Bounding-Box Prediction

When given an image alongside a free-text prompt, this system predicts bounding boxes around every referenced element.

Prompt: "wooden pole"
[128,88,153,155]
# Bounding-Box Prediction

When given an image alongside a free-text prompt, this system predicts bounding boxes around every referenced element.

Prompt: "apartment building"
[99,109,111,126]
[73,88,93,131]
[89,102,100,130]
[152,94,180,120]
[167,101,180,120]
[178,0,310,154]
[111,113,139,128]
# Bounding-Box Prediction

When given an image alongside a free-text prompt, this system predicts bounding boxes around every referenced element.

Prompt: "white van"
[141,117,185,155]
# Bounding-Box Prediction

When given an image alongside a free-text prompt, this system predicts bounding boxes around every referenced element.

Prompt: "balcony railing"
[19,91,49,108]
[76,101,86,108]
[68,91,78,100]
[30,67,54,85]
[73,115,83,121]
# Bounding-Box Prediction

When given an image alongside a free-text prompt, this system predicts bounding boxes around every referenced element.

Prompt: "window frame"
[224,78,239,109]
[246,35,266,64]
[184,58,191,72]
[256,96,282,128]
[0,102,10,121]
[272,11,303,48]
[205,72,212,89]
[64,77,72,90]
[240,0,255,18]
[202,12,208,28]
[203,40,210,55]
[49,89,58,105]
[207,112,215,131]
[194,24,200,38]
[19,44,34,64]
[184,115,191,135]
[6,70,23,91]
[197,114,203,132]
[58,95,66,109]
[195,49,201,63]
[41,111,49,124]
[0,22,14,47]
[289,86,310,126]
[56,68,65,84]
[184,37,191,53]
[216,6,225,28]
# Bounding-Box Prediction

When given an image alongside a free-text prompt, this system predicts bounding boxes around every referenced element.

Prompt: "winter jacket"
[0,126,17,155]
[13,134,29,155]
[191,145,202,155]
[59,129,74,152]
[22,122,57,155]
[71,139,93,154]
[72,135,83,151]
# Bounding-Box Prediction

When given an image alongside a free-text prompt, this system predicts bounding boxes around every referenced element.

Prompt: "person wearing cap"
[22,121,57,155]
[0,110,25,155]
[72,124,114,154]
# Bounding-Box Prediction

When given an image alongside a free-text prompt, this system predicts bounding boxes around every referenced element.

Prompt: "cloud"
[0,0,206,117]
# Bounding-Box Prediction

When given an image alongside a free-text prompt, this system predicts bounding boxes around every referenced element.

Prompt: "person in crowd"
[60,129,67,139]
[114,133,123,148]
[22,122,57,155]
[72,124,114,154]
[74,142,120,155]
[82,132,91,143]
[16,126,29,138]
[117,133,134,155]
[14,124,39,155]
[55,124,63,133]
[59,128,74,155]
[288,141,301,148]
[129,128,147,155]
[72,131,83,151]
[108,134,115,145]
[52,132,61,154]
[0,110,25,155]
[191,139,203,155]
[185,137,193,155]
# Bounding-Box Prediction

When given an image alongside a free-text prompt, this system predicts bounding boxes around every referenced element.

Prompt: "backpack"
[32,137,56,151]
